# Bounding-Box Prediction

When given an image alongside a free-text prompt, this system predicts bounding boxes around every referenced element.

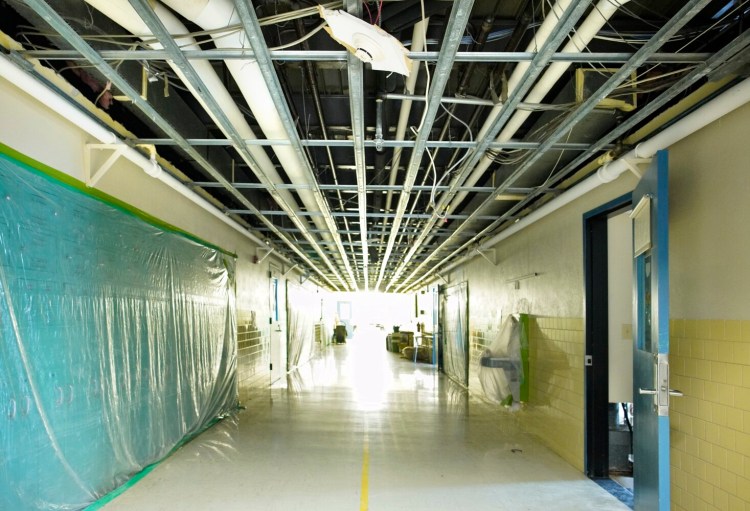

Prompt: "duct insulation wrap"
[0,151,237,511]
[440,282,469,386]
[477,315,525,407]
[286,282,317,370]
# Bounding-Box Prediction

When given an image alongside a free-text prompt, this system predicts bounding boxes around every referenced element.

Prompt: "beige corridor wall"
[445,174,636,471]
[667,101,750,511]
[443,98,750,507]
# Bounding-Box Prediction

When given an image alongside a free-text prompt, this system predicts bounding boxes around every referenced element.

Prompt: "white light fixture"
[318,6,412,76]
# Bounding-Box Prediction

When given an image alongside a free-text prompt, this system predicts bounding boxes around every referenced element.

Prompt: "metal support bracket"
[84,143,126,188]
[255,247,274,264]
[621,157,652,179]
[436,274,448,284]
[299,272,311,285]
[282,263,299,279]
[475,247,497,265]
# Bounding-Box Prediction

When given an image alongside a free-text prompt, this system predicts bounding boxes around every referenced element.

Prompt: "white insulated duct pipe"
[83,0,320,239]
[0,53,280,256]
[389,0,624,290]
[384,18,429,214]
[450,0,630,211]
[160,0,335,244]
[414,76,750,289]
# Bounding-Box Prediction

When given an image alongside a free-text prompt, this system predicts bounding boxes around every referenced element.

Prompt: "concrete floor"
[103,327,630,511]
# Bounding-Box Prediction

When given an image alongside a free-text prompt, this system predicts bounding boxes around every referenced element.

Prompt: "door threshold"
[592,476,634,509]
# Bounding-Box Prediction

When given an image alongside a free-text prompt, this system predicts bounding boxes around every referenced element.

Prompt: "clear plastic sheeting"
[440,282,468,385]
[286,283,317,370]
[478,315,524,406]
[0,151,237,511]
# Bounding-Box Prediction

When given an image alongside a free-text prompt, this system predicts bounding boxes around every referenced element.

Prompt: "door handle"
[639,387,683,396]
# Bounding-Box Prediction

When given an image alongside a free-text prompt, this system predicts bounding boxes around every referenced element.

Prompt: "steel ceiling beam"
[21,0,341,290]
[193,182,536,194]
[231,0,358,291]
[344,0,369,291]
[398,0,720,293]
[531,28,750,201]
[133,138,609,151]
[228,210,498,221]
[21,49,713,63]
[387,0,594,291]
[439,29,750,277]
[374,0,476,291]
[126,0,347,290]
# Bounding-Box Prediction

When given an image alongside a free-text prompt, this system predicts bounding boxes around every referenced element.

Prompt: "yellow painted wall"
[526,316,586,471]
[449,176,635,468]
[670,319,750,510]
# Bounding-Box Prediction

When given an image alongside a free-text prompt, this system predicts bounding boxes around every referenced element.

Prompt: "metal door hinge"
[584,355,593,366]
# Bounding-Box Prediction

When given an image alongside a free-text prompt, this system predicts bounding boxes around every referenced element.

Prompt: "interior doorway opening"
[584,196,635,507]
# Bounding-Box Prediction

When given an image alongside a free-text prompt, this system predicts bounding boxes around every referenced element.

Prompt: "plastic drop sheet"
[286,283,316,370]
[0,152,237,511]
[440,282,468,385]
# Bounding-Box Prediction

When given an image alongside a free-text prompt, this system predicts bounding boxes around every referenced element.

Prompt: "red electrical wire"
[376,0,383,25]
[363,1,373,23]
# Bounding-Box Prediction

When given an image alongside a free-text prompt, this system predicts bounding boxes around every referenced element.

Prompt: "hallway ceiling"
[1,0,749,291]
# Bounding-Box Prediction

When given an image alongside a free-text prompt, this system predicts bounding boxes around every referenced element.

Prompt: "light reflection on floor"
[103,325,629,511]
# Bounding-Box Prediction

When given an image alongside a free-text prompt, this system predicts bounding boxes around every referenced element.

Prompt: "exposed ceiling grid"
[2,0,748,291]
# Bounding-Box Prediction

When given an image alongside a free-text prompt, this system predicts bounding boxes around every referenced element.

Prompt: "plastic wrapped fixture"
[478,315,524,407]
[441,282,469,385]
[0,150,237,510]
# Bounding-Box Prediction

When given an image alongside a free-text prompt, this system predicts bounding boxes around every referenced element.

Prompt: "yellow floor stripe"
[359,437,370,511]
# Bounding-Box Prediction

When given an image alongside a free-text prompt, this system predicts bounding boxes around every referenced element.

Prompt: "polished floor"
[103,327,629,510]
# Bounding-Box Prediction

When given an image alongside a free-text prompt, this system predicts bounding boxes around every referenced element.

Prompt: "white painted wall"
[669,101,750,320]
[451,176,637,323]
[607,211,633,403]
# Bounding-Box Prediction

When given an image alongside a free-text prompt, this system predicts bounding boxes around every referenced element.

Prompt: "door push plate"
[638,353,682,416]
[656,353,670,416]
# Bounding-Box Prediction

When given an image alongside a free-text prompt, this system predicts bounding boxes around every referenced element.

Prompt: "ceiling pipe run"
[161,0,356,290]
[294,15,357,278]
[373,17,429,280]
[449,0,630,209]
[83,0,344,284]
[387,0,630,288]
[385,0,593,290]
[406,76,750,291]
[379,18,429,235]
[79,2,301,205]
[391,15,494,254]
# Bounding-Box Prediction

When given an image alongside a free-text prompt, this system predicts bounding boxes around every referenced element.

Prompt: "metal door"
[631,150,679,510]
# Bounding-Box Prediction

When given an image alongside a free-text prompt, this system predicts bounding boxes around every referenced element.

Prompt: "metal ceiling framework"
[2,0,749,291]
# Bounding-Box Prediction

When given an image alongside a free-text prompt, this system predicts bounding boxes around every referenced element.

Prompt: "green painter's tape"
[83,416,228,510]
[0,142,236,258]
[519,313,530,403]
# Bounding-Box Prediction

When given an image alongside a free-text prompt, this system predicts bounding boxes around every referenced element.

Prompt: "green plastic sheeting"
[0,150,237,510]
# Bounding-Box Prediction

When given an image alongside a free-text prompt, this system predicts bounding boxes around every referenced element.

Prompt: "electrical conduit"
[412,76,750,290]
